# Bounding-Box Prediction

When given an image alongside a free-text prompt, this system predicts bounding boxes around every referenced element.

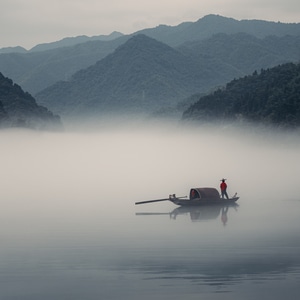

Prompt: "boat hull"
[170,196,239,206]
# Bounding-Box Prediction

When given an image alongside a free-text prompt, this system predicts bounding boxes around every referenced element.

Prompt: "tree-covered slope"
[0,72,62,129]
[182,63,300,128]
[35,35,228,117]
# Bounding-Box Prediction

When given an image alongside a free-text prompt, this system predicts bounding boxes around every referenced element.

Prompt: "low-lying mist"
[1,121,299,199]
[0,121,299,210]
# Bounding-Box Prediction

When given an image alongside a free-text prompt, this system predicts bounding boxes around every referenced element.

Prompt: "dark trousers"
[221,190,229,199]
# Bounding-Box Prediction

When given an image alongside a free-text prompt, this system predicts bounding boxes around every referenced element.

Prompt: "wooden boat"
[135,187,239,207]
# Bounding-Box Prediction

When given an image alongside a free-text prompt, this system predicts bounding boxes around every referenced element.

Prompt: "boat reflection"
[136,204,238,225]
[170,205,238,225]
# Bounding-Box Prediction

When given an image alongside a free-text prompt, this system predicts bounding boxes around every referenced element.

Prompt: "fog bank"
[0,122,298,205]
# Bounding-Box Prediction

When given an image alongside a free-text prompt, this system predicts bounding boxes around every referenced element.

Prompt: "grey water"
[0,122,299,300]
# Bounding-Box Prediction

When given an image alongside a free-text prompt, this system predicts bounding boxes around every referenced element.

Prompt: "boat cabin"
[190,188,220,200]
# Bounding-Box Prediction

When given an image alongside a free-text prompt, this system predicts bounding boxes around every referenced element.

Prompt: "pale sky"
[1,0,299,49]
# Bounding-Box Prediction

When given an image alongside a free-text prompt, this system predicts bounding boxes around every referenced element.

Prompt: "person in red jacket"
[220,178,229,199]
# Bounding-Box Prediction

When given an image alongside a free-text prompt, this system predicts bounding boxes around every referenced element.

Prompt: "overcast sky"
[1,0,299,49]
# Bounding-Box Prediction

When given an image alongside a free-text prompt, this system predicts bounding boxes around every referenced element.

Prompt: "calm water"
[0,123,299,299]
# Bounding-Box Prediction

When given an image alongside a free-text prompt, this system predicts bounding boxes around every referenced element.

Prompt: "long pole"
[135,196,187,205]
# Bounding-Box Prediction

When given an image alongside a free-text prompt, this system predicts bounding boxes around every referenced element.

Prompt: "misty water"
[0,122,299,300]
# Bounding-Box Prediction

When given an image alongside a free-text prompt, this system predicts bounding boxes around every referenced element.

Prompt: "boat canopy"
[190,188,220,199]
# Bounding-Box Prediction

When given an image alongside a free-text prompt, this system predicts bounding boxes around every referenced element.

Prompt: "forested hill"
[36,34,227,117]
[182,63,300,128]
[0,72,62,129]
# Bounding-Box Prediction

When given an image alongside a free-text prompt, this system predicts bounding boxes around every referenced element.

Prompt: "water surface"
[0,123,299,299]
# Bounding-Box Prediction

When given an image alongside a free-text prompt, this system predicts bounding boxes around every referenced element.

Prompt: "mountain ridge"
[1,14,300,95]
[0,31,124,54]
[29,31,124,53]
[35,31,300,118]
[136,14,300,46]
[36,34,225,117]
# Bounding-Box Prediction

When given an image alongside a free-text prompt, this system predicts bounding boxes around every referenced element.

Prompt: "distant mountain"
[0,72,62,129]
[182,63,300,128]
[178,33,300,76]
[29,31,124,52]
[1,15,300,95]
[36,34,230,117]
[137,14,300,47]
[35,32,300,120]
[0,36,128,94]
[0,32,124,54]
[0,46,27,54]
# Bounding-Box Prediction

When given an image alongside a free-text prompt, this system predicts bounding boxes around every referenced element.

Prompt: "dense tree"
[182,63,300,128]
[0,72,62,129]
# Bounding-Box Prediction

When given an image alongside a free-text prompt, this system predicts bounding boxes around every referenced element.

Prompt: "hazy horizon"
[1,0,300,49]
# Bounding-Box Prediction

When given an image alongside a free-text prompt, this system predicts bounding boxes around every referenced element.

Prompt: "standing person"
[220,178,229,199]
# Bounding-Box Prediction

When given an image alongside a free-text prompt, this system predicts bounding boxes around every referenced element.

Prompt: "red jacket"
[220,182,227,191]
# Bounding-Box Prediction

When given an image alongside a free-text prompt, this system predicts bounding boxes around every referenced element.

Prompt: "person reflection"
[221,206,229,226]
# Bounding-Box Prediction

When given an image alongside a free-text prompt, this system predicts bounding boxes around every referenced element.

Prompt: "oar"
[135,212,170,215]
[135,196,187,205]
